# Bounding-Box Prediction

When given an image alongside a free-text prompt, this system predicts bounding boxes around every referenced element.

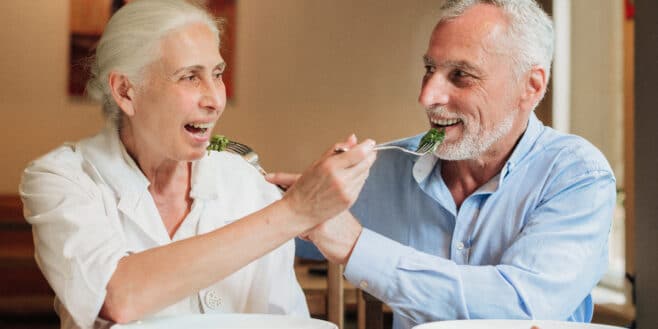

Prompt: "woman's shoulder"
[24,143,86,178]
[24,128,114,175]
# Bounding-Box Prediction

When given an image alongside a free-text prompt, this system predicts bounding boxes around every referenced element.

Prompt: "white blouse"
[19,125,309,329]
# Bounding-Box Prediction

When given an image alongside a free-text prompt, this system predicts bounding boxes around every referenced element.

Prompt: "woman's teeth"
[185,122,213,134]
[430,117,461,127]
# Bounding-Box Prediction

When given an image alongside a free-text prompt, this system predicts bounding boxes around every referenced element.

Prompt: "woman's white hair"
[85,0,223,126]
[438,0,554,83]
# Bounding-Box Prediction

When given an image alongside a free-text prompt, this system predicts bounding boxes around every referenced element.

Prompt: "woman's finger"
[265,172,301,187]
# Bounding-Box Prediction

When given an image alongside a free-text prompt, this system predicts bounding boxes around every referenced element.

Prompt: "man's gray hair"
[438,0,554,82]
[85,0,223,127]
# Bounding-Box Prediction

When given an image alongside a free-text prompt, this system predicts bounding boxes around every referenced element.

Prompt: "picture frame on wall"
[69,0,236,98]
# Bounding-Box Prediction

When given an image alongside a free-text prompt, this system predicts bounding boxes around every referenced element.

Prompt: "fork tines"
[226,140,251,155]
[415,142,434,154]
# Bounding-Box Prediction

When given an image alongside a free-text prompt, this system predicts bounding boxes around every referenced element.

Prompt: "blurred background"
[1,0,655,328]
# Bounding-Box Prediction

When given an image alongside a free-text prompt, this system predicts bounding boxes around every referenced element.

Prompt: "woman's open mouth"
[185,122,215,142]
[184,122,214,136]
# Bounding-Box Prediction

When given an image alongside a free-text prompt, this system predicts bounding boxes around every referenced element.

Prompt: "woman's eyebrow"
[172,65,203,75]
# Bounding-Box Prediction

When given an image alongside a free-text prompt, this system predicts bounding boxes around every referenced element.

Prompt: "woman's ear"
[518,65,547,112]
[109,71,137,116]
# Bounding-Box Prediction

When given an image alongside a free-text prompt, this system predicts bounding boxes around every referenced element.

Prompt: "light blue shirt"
[298,113,616,329]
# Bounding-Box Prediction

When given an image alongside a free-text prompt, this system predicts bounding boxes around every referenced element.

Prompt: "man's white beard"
[434,110,515,161]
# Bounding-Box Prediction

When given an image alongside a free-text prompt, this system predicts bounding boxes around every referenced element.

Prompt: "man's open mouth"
[430,117,462,128]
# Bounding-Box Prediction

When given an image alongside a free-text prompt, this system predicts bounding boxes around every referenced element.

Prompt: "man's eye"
[182,75,198,82]
[213,72,223,79]
[451,70,469,79]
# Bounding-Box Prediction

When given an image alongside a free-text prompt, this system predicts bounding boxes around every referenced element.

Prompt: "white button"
[204,290,222,310]
[456,242,465,250]
[359,280,369,289]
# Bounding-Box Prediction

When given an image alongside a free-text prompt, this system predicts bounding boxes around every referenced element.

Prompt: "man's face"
[419,4,528,161]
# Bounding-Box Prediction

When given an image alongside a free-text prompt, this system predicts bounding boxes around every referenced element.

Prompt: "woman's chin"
[183,148,208,161]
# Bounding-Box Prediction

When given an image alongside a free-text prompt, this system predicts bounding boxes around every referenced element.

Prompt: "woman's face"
[127,22,226,163]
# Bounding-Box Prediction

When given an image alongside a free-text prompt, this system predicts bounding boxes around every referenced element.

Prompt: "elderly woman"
[19,0,375,328]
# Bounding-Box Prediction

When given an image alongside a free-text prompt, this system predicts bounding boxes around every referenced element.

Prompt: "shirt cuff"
[344,228,406,301]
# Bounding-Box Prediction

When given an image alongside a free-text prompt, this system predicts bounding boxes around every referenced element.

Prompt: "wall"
[0,0,438,193]
[570,0,624,185]
[0,0,625,194]
[0,0,104,194]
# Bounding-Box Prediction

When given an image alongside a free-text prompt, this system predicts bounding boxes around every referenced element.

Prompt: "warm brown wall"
[0,0,438,193]
[0,1,105,194]
[0,1,626,194]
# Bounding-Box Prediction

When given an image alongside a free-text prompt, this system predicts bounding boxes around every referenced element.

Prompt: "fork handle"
[334,145,424,156]
[253,164,288,193]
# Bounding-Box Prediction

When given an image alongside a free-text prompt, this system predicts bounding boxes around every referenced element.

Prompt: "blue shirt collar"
[412,112,545,189]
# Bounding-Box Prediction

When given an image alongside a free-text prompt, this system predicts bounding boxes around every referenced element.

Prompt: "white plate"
[413,320,625,329]
[111,314,337,329]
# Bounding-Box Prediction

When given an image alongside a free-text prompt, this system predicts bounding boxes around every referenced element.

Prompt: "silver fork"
[334,143,435,156]
[224,140,288,192]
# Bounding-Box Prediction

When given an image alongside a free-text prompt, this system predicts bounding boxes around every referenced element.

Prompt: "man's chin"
[434,143,478,161]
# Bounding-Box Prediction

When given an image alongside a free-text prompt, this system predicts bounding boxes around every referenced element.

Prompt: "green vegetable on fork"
[416,128,445,154]
[207,134,229,155]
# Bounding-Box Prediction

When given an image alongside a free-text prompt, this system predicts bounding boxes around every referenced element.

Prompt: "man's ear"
[109,71,137,116]
[518,65,547,112]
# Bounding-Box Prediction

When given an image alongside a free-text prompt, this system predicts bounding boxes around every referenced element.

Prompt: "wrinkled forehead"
[429,4,511,59]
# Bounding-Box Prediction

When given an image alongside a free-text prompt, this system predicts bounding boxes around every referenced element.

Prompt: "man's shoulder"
[528,127,615,184]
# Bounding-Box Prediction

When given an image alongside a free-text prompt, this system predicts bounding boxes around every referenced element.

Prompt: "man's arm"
[307,170,616,323]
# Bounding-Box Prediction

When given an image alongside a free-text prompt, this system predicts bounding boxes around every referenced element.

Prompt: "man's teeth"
[430,118,461,126]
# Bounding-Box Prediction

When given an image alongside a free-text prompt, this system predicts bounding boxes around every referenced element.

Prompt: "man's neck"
[440,126,525,209]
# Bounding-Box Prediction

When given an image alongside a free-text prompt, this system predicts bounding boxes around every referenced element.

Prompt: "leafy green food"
[416,128,445,153]
[207,135,229,155]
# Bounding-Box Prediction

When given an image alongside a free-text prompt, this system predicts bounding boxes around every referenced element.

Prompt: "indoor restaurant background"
[0,0,656,328]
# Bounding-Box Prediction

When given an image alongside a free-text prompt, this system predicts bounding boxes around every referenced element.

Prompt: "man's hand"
[304,211,363,265]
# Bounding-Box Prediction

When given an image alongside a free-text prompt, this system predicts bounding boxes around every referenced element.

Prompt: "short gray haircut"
[438,0,554,83]
[85,0,223,126]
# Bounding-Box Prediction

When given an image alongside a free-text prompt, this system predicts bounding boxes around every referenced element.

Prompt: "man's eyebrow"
[425,57,484,77]
[423,55,435,66]
[445,60,483,74]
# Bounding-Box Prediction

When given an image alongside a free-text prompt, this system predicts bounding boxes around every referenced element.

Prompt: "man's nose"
[418,75,449,108]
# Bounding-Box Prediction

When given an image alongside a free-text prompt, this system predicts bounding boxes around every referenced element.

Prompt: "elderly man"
[273,0,616,328]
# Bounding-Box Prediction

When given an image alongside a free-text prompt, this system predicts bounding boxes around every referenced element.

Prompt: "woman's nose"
[418,74,449,109]
[199,79,226,111]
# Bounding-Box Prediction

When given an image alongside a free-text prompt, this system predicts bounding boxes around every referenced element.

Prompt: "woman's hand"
[270,135,376,231]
